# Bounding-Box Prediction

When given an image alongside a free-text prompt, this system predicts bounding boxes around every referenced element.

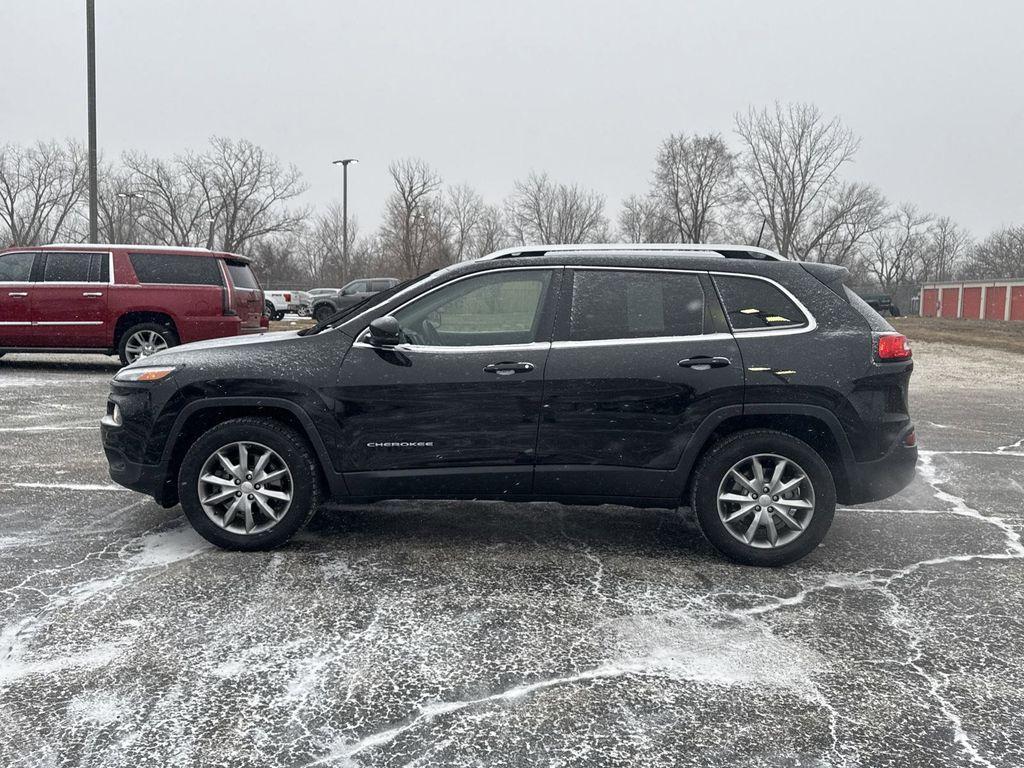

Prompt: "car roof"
[478,243,785,261]
[26,243,249,261]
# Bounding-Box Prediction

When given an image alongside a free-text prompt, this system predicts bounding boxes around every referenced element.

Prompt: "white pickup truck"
[263,290,311,321]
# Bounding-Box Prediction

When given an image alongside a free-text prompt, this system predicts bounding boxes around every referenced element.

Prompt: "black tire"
[117,322,179,366]
[690,429,836,567]
[313,303,335,323]
[264,301,276,318]
[178,417,321,550]
[273,310,285,321]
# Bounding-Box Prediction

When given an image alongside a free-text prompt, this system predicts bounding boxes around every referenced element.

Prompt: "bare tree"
[444,184,485,262]
[923,216,972,282]
[379,158,444,276]
[473,204,508,257]
[865,203,933,293]
[122,151,215,246]
[617,193,674,243]
[735,103,862,259]
[800,182,888,267]
[505,172,607,244]
[0,140,87,246]
[652,133,740,242]
[960,225,1024,280]
[201,137,308,252]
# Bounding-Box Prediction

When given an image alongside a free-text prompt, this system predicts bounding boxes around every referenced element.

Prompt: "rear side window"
[568,269,705,341]
[129,253,223,286]
[225,260,260,290]
[714,275,808,331]
[42,252,106,282]
[369,279,392,292]
[0,252,35,281]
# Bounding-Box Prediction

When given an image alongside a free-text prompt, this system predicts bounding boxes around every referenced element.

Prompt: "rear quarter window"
[714,274,809,332]
[129,253,223,286]
[225,260,260,290]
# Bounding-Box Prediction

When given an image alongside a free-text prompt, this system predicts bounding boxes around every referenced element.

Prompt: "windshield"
[298,271,434,335]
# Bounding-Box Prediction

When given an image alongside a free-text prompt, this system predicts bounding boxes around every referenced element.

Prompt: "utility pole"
[332,159,358,266]
[86,0,99,242]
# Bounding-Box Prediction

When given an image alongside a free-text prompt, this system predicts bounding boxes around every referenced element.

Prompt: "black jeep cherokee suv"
[101,245,916,566]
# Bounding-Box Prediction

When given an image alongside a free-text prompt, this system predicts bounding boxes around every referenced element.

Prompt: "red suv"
[0,244,266,364]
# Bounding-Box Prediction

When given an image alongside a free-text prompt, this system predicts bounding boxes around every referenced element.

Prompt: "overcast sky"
[3,0,1022,238]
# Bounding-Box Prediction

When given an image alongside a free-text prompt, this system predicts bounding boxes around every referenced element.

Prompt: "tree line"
[2,103,1022,297]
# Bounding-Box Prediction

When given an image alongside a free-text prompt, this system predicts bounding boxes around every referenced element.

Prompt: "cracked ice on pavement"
[0,344,1022,767]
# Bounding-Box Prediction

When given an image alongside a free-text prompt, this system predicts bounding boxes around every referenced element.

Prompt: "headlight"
[114,366,177,383]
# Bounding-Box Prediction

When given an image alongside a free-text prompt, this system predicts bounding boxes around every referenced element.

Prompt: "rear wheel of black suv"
[691,429,836,567]
[178,417,321,550]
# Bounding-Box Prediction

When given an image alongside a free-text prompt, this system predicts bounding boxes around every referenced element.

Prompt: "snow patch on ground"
[66,690,125,726]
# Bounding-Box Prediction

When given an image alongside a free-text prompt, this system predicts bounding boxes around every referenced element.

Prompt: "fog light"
[903,429,916,447]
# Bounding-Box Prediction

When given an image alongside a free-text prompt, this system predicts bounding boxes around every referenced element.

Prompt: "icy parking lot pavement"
[1,345,1022,767]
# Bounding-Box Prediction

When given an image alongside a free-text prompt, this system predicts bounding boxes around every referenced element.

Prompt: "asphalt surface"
[0,342,1022,768]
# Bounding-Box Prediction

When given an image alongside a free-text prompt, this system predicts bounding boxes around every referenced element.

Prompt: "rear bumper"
[102,442,178,507]
[841,428,918,505]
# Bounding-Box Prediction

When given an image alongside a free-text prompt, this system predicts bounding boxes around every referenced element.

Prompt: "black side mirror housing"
[368,315,402,346]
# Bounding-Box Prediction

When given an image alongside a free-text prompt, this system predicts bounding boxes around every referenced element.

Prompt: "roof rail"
[478,243,785,261]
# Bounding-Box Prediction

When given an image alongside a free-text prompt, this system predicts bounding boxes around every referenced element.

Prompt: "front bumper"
[842,429,918,505]
[103,443,178,507]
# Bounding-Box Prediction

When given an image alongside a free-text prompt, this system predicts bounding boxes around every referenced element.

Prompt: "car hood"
[120,330,330,373]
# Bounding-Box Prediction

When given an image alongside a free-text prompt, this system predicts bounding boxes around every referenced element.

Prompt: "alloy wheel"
[197,441,294,535]
[716,453,815,549]
[124,329,169,362]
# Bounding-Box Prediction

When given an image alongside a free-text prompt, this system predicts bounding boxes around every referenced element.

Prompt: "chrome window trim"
[0,321,32,326]
[551,332,733,349]
[352,339,550,354]
[35,320,104,326]
[352,265,559,350]
[709,271,817,337]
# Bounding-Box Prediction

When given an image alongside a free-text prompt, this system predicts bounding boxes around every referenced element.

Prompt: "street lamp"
[116,191,145,242]
[332,158,358,265]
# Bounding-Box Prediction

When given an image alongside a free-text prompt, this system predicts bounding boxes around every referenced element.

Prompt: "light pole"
[116,191,144,242]
[86,0,98,241]
[332,159,357,265]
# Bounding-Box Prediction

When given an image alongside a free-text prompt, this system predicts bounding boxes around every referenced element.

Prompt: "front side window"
[714,274,808,331]
[129,253,223,286]
[0,252,35,282]
[393,269,552,347]
[568,269,705,341]
[42,252,103,282]
[343,280,368,295]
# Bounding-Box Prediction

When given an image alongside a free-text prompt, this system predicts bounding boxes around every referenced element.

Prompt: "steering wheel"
[421,319,441,346]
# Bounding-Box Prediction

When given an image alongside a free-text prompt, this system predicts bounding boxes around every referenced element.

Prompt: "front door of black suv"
[534,267,744,499]
[335,267,561,497]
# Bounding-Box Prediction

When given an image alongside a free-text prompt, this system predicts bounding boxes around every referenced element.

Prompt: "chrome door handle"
[8,292,28,297]
[483,361,535,376]
[82,291,104,297]
[678,356,731,370]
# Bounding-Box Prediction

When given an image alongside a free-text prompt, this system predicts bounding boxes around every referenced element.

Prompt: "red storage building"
[919,279,1024,321]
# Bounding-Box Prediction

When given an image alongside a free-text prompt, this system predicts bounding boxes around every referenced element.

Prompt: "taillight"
[284,292,292,302]
[903,429,917,447]
[876,333,912,361]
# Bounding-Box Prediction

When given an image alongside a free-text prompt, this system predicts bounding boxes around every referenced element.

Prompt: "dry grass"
[893,316,1024,355]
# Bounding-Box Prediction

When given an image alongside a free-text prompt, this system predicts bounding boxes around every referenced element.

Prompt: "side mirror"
[368,315,402,346]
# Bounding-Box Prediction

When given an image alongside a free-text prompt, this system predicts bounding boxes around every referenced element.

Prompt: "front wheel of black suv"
[178,417,321,550]
[690,429,836,567]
